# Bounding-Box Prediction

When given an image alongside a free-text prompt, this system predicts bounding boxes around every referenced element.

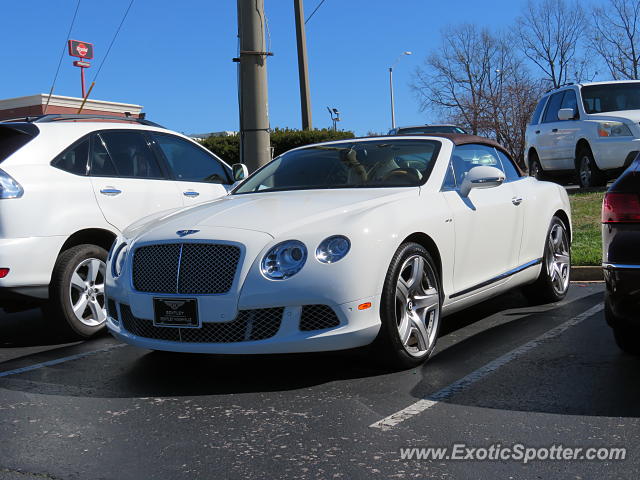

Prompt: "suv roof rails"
[544,82,575,94]
[0,114,165,128]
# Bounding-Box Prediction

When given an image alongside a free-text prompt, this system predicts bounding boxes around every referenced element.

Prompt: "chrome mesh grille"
[132,243,241,294]
[120,304,282,343]
[132,244,181,293]
[299,305,341,331]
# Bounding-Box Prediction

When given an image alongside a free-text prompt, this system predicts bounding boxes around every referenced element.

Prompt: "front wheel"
[522,217,571,304]
[577,148,606,188]
[373,242,442,369]
[529,153,546,181]
[43,244,108,339]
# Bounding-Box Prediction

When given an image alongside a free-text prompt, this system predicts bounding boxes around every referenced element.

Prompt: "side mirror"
[557,108,576,121]
[231,163,248,182]
[459,166,505,197]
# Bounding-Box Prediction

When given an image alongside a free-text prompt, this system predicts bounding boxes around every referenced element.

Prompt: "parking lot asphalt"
[1,282,638,479]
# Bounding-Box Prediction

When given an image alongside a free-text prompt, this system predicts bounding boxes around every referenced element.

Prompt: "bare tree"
[412,25,542,165]
[591,0,640,79]
[516,0,585,88]
[412,24,500,135]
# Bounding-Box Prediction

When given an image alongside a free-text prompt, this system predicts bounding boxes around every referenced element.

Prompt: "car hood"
[128,188,419,240]
[588,110,640,124]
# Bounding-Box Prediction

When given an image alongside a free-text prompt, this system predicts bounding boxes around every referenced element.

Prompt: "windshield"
[233,139,441,194]
[581,83,640,114]
[396,126,467,134]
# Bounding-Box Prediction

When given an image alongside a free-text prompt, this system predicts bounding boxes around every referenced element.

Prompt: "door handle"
[535,130,540,134]
[512,196,523,206]
[100,187,122,196]
[552,128,558,132]
[183,190,200,197]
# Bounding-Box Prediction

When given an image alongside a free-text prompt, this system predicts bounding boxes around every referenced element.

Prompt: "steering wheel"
[381,167,423,184]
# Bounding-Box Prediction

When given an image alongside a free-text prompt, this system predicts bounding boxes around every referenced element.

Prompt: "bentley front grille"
[132,243,241,295]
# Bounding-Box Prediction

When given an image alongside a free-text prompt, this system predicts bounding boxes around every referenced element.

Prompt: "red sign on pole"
[68,39,94,59]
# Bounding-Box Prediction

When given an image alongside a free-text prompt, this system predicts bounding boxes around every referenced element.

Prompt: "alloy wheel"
[530,159,541,179]
[69,258,107,327]
[579,156,592,187]
[394,255,440,357]
[546,223,570,296]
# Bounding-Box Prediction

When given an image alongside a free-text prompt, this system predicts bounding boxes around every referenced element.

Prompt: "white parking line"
[0,343,126,378]
[370,303,604,431]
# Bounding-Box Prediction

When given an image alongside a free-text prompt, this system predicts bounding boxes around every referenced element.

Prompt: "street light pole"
[389,51,412,130]
[389,66,396,130]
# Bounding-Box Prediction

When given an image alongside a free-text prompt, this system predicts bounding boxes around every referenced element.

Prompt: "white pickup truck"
[525,80,640,188]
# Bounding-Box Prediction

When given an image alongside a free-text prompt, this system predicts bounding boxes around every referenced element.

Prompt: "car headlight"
[111,243,129,278]
[597,121,633,137]
[316,235,351,263]
[261,240,307,280]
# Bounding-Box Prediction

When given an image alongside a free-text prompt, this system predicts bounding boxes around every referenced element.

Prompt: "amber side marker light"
[358,302,372,310]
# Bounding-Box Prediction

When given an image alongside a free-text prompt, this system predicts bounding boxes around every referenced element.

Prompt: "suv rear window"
[530,97,548,125]
[0,125,39,163]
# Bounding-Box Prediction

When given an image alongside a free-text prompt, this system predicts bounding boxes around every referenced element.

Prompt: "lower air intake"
[120,304,282,343]
[299,305,341,331]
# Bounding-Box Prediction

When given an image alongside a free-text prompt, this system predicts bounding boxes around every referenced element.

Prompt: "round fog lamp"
[316,235,351,263]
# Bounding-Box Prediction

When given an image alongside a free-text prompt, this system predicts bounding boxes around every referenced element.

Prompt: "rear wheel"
[577,147,606,188]
[43,244,108,339]
[606,302,640,355]
[373,243,442,369]
[522,217,571,304]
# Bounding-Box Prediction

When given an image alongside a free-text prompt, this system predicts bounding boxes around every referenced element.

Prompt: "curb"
[571,265,604,282]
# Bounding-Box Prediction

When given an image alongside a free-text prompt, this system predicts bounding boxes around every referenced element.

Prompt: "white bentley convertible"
[105,134,571,368]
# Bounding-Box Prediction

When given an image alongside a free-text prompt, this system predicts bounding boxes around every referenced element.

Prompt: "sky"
[2,0,529,136]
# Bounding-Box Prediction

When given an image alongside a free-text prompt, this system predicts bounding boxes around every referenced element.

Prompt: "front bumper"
[591,138,640,171]
[106,295,382,354]
[603,263,640,327]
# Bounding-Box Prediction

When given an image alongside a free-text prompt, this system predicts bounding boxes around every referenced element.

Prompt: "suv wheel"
[43,244,108,338]
[577,147,606,188]
[529,153,546,181]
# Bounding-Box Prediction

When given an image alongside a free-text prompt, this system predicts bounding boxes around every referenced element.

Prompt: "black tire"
[612,325,640,355]
[42,244,108,339]
[372,242,442,370]
[529,152,547,181]
[522,216,571,304]
[577,147,606,188]
[606,302,640,355]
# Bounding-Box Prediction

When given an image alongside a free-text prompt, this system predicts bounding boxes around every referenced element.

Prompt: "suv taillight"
[602,192,640,223]
[0,168,23,199]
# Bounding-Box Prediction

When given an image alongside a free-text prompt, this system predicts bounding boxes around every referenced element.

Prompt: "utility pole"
[237,0,272,172]
[294,0,312,130]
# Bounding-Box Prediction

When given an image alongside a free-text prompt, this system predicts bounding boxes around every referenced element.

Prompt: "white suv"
[525,80,640,188]
[0,114,233,337]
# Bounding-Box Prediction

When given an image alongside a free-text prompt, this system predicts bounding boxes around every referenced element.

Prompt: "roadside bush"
[201,135,241,164]
[270,128,355,157]
[201,128,355,164]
